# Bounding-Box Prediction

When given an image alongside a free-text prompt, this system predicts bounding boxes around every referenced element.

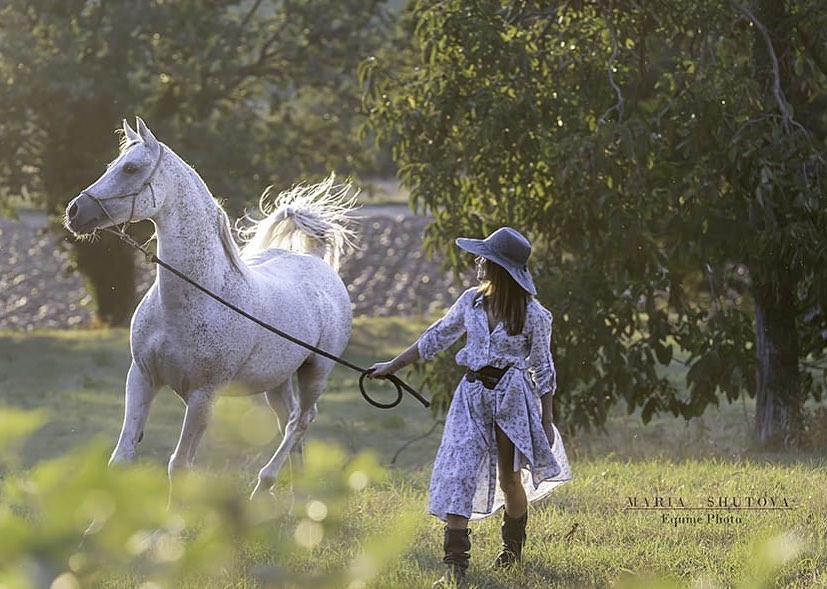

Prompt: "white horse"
[65,117,355,497]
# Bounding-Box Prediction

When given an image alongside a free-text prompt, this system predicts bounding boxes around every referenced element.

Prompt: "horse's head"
[66,117,165,235]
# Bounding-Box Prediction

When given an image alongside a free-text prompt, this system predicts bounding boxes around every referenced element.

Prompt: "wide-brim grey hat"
[456,227,537,295]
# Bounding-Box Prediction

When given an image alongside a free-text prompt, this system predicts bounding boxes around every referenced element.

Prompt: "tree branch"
[503,0,527,25]
[239,0,265,31]
[638,13,648,90]
[598,7,624,126]
[704,262,723,312]
[795,26,827,80]
[390,419,444,466]
[730,113,781,145]
[728,0,806,135]
[801,359,827,372]
[230,18,293,89]
[252,19,291,70]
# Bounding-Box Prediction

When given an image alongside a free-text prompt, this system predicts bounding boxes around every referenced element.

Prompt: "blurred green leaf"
[0,408,404,589]
[0,407,48,456]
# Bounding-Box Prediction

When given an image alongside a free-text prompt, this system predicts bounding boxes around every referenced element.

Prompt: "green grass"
[1,321,825,588]
[355,177,411,207]
[0,318,440,471]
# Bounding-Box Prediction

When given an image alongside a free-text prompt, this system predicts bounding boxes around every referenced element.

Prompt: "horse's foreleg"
[168,387,215,478]
[251,358,329,498]
[110,362,158,465]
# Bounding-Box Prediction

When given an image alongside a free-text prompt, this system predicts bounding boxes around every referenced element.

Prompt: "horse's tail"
[239,174,358,271]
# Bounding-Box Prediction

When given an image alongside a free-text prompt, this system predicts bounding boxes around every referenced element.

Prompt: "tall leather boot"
[433,527,471,587]
[492,510,527,569]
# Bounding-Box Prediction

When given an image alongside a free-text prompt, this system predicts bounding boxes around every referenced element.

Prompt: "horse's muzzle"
[65,193,104,235]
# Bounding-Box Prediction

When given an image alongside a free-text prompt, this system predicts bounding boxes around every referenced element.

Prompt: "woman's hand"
[367,342,422,380]
[541,394,555,448]
[542,419,556,449]
[367,361,397,379]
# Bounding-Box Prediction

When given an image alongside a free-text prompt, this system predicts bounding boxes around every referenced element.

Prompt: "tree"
[0,0,393,325]
[362,0,827,447]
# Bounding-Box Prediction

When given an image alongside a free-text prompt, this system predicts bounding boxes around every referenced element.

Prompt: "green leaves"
[0,0,396,323]
[0,409,403,589]
[0,408,47,459]
[363,0,827,434]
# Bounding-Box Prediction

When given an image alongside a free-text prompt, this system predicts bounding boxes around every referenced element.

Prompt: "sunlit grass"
[1,322,826,587]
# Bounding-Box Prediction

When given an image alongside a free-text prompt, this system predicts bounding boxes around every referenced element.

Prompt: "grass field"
[0,320,825,588]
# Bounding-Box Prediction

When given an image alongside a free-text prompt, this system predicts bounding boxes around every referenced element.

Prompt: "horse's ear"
[123,119,140,143]
[135,116,159,149]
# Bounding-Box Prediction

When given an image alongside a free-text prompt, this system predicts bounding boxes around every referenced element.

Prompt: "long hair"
[477,258,531,335]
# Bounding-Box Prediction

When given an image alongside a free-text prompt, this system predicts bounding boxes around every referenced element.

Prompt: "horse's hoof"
[250,474,278,500]
[108,452,136,467]
[249,483,275,501]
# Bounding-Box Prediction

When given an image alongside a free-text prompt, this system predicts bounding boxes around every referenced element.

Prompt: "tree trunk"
[72,235,139,327]
[752,279,803,448]
[747,0,807,449]
[44,103,138,327]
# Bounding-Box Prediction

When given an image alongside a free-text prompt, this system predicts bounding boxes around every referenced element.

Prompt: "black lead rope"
[104,227,430,410]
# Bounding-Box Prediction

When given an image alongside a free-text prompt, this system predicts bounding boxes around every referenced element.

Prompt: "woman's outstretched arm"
[369,288,474,378]
[368,341,421,378]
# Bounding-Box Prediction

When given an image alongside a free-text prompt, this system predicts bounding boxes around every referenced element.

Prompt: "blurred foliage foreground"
[0,408,415,589]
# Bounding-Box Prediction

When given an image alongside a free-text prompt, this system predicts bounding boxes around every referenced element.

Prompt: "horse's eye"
[123,163,138,175]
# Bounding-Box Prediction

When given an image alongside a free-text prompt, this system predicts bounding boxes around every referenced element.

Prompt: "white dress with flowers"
[418,288,572,521]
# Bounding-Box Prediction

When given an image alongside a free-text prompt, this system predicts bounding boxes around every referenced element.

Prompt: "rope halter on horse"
[81,145,166,229]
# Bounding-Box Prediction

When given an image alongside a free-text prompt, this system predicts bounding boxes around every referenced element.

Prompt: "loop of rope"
[358,371,429,409]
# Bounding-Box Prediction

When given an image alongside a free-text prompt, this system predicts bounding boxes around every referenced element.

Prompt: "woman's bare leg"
[495,425,527,518]
[446,513,469,530]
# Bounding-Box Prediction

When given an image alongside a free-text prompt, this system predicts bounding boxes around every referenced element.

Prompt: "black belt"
[465,365,509,389]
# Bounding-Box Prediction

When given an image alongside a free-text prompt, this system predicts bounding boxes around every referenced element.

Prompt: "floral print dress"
[418,287,572,521]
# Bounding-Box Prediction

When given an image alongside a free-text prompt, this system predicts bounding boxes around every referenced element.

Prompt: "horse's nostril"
[68,203,78,219]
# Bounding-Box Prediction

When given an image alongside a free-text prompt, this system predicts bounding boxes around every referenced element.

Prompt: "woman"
[369,226,571,585]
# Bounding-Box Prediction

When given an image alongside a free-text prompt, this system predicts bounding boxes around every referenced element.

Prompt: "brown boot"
[492,510,527,569]
[433,527,471,587]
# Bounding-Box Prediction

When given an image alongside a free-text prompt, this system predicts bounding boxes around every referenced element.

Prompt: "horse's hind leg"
[264,380,304,464]
[110,362,159,465]
[251,356,332,498]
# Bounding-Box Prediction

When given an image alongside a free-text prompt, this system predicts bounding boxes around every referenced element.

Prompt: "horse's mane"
[215,205,246,275]
[165,145,246,275]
